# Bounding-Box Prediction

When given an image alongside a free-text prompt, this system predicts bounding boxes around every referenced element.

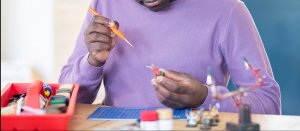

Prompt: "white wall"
[1,0,54,82]
[1,0,92,82]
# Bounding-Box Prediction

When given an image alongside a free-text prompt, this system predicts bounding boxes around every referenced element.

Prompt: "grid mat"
[88,107,191,120]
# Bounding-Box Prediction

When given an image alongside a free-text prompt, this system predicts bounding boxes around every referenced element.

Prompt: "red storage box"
[1,83,79,130]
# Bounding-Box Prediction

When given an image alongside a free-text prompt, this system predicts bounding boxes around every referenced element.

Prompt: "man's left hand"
[151,69,208,109]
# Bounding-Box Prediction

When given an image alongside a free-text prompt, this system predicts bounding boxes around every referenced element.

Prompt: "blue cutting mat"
[88,107,191,120]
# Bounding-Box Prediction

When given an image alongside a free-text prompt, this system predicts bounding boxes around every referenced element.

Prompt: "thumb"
[108,20,119,29]
[114,21,119,29]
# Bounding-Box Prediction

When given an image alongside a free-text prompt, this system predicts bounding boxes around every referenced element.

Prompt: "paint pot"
[157,108,173,130]
[140,111,159,130]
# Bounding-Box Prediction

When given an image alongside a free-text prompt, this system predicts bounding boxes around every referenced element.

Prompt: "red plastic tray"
[1,83,79,130]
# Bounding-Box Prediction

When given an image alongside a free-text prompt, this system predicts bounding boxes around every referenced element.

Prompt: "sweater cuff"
[79,53,104,79]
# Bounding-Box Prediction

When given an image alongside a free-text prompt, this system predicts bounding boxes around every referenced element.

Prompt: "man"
[59,0,281,114]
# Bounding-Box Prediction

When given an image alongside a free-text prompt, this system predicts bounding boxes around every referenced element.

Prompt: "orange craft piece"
[24,80,43,109]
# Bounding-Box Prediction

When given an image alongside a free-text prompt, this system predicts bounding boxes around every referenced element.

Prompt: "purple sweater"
[59,0,281,114]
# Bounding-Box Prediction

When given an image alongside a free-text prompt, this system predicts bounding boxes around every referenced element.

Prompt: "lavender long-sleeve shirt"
[59,0,281,114]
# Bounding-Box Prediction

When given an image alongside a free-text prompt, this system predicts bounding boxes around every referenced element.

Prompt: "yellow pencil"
[88,7,133,47]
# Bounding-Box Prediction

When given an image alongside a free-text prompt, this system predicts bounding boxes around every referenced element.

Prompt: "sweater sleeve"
[202,1,281,114]
[59,0,104,103]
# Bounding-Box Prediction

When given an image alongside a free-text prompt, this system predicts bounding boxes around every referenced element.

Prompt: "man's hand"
[151,69,208,109]
[84,15,119,67]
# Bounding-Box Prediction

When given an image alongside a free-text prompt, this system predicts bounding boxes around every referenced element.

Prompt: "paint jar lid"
[141,111,158,121]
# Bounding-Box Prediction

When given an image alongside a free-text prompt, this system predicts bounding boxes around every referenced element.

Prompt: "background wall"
[1,0,91,83]
[1,0,54,83]
[1,0,299,115]
[242,0,300,115]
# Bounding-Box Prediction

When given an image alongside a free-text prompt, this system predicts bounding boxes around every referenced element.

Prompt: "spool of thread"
[43,83,52,97]
[50,95,69,107]
[55,92,70,99]
[157,108,174,130]
[51,95,66,100]
[57,84,73,93]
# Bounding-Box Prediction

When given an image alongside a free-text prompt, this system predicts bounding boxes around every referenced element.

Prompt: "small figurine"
[210,103,220,125]
[197,108,204,124]
[185,110,198,127]
[200,111,212,130]
[226,104,259,131]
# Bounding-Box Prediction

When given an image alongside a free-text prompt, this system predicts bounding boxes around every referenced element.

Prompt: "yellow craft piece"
[203,111,209,116]
[45,90,50,97]
[211,108,217,113]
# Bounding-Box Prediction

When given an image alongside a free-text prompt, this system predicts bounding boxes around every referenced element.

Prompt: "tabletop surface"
[69,104,300,130]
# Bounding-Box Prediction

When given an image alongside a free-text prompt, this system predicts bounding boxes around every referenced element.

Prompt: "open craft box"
[1,82,79,130]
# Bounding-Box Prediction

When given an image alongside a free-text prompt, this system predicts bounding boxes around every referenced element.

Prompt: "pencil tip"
[125,39,134,47]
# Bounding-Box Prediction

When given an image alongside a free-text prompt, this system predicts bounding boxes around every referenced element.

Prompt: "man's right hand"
[84,15,119,67]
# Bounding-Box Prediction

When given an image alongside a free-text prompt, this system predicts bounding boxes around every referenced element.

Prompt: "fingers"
[86,16,120,37]
[89,42,111,51]
[151,70,208,108]
[85,16,118,53]
[87,33,113,43]
[84,16,119,67]
[160,69,187,82]
[155,91,182,108]
[151,78,189,108]
[156,76,191,94]
[93,15,112,27]
[110,37,117,49]
[86,23,112,37]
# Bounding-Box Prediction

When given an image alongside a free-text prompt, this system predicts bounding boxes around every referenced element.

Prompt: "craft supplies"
[206,57,264,130]
[1,105,16,115]
[55,93,70,99]
[43,83,52,98]
[45,105,68,114]
[88,107,189,120]
[16,97,24,115]
[1,82,79,130]
[22,106,46,115]
[57,84,73,93]
[140,111,159,130]
[200,111,212,130]
[50,95,69,108]
[185,110,198,127]
[146,64,165,76]
[157,108,173,130]
[23,80,44,110]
